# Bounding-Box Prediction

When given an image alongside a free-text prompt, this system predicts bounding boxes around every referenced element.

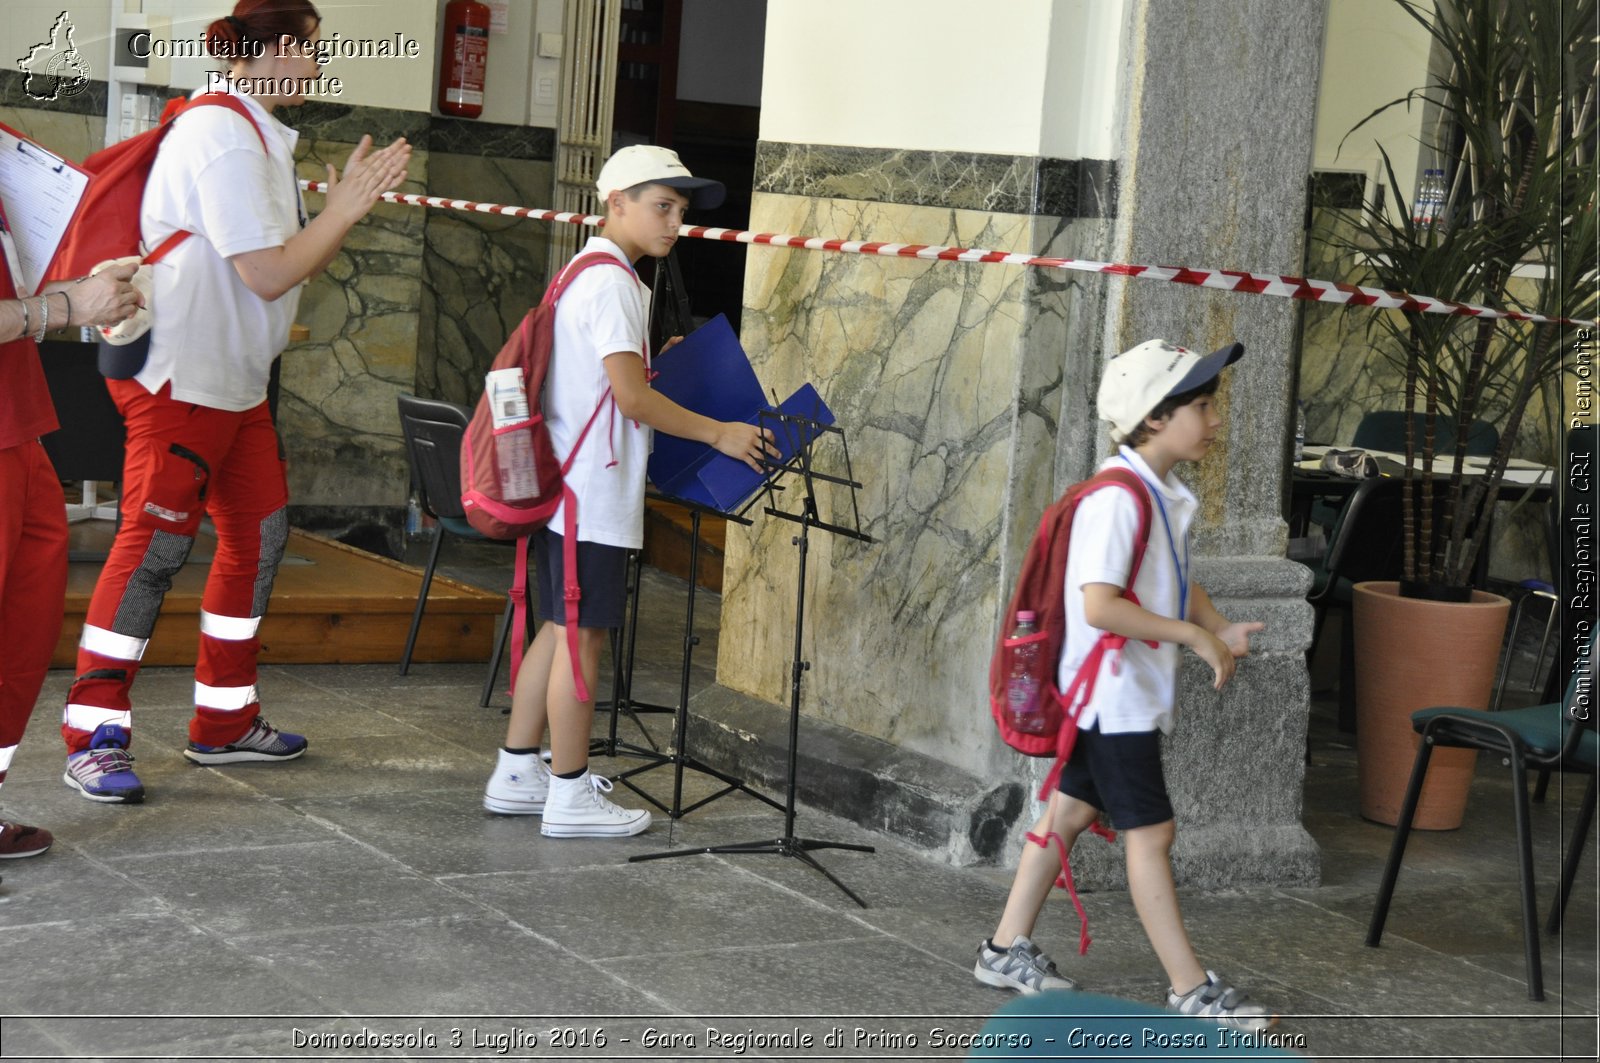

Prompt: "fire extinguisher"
[439,0,490,118]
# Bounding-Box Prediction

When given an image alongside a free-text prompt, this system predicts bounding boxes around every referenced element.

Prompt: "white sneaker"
[540,770,651,838]
[483,749,550,815]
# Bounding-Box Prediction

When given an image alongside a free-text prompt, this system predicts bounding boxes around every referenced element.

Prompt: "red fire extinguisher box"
[439,0,491,118]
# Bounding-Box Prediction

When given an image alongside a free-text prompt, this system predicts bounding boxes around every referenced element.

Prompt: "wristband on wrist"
[59,289,72,328]
[19,298,29,340]
[34,295,49,342]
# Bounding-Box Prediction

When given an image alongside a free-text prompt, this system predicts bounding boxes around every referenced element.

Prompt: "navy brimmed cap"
[1097,339,1245,437]
[595,144,725,210]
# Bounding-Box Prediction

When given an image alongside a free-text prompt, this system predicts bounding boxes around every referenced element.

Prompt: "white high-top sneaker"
[483,749,550,815]
[540,770,651,837]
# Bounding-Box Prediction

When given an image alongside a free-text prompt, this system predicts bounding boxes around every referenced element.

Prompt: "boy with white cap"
[482,145,775,838]
[974,338,1275,1031]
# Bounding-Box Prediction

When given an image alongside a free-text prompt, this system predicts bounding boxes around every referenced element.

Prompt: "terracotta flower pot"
[1352,580,1510,830]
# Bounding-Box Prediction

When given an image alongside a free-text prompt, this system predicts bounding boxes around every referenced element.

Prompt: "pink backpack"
[990,468,1152,786]
[460,252,626,702]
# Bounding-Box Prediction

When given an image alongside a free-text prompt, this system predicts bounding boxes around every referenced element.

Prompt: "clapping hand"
[324,135,412,225]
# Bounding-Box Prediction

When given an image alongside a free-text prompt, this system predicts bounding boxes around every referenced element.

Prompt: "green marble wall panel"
[418,152,557,407]
[278,141,428,509]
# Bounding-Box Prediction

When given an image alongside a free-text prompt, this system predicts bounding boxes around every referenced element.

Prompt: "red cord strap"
[1024,823,1116,956]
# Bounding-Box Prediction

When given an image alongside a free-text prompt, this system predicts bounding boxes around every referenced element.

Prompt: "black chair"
[39,340,126,531]
[396,394,515,706]
[1305,477,1409,730]
[1352,410,1500,457]
[1367,630,1599,1001]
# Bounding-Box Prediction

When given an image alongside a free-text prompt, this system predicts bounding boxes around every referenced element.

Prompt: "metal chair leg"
[1528,595,1559,692]
[1507,751,1545,1001]
[1367,735,1435,946]
[1547,772,1598,935]
[1337,606,1357,733]
[478,596,515,707]
[1493,594,1527,709]
[399,529,444,675]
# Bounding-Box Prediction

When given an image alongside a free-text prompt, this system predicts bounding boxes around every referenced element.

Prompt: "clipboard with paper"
[647,313,836,514]
[0,121,89,296]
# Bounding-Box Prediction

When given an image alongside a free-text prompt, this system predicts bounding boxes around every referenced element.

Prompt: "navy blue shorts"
[1056,725,1173,830]
[528,529,629,630]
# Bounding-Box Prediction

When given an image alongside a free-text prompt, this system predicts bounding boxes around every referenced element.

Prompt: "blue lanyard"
[1118,454,1189,620]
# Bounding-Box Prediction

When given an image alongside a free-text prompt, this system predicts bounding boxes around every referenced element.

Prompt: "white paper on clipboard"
[0,122,88,296]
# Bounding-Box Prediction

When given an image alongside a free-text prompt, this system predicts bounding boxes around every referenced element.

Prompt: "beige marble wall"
[720,193,1104,772]
[0,105,101,168]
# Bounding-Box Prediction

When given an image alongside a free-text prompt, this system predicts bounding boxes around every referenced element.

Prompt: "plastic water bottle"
[405,494,425,540]
[1294,401,1306,462]
[1007,611,1045,734]
[1419,168,1443,232]
[486,367,539,499]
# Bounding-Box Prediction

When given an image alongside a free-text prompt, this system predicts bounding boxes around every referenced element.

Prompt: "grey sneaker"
[183,717,307,765]
[1166,970,1275,1031]
[973,936,1078,994]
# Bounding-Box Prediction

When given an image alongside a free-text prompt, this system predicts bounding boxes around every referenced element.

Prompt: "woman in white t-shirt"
[61,0,410,804]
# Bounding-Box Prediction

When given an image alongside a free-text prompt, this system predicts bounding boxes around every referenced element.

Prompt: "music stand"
[601,492,785,819]
[631,406,877,907]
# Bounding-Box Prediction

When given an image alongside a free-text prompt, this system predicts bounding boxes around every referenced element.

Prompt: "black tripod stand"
[631,410,876,906]
[602,495,783,818]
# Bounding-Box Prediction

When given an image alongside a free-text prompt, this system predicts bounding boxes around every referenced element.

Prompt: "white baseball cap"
[595,144,726,210]
[1097,338,1245,437]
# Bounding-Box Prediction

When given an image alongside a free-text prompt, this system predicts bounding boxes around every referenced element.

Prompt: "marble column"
[1074,0,1327,886]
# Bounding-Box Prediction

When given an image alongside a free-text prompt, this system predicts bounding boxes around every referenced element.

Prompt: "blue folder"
[647,313,835,513]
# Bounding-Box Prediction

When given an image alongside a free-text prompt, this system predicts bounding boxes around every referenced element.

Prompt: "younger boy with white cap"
[483,145,775,837]
[974,338,1275,1032]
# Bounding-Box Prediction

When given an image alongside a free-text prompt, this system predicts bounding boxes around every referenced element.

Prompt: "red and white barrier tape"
[302,181,1596,328]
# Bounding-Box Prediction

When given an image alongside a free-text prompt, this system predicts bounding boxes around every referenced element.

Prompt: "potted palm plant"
[1329,0,1596,828]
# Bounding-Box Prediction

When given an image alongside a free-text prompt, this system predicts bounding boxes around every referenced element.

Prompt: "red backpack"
[45,93,267,284]
[460,251,627,702]
[988,466,1153,955]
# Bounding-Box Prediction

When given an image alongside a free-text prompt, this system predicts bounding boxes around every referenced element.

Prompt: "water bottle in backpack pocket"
[485,367,539,500]
[1004,611,1049,735]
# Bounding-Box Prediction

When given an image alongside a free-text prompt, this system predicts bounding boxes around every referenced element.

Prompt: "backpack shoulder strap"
[177,93,270,153]
[1080,467,1154,586]
[141,95,271,267]
[545,251,628,306]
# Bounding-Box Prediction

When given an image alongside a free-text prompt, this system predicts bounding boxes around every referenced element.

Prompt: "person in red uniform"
[59,0,409,803]
[0,253,142,859]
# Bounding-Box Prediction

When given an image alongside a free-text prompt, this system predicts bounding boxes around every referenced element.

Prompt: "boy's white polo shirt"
[546,236,653,549]
[1060,446,1197,735]
[137,86,305,411]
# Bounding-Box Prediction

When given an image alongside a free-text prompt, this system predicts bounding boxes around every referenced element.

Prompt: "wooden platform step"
[58,526,503,668]
[641,500,726,592]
